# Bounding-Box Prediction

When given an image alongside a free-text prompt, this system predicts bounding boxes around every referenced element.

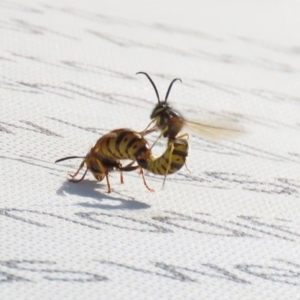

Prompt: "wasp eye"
[150,108,158,118]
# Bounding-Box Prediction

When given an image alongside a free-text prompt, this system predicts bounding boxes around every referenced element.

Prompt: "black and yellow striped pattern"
[56,128,189,192]
[93,128,189,176]
[93,128,152,162]
[137,137,188,175]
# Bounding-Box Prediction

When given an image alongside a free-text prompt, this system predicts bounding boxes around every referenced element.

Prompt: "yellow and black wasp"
[55,142,140,193]
[93,128,189,188]
[136,72,242,143]
[94,128,189,189]
[91,128,154,191]
[136,72,242,180]
[56,128,188,192]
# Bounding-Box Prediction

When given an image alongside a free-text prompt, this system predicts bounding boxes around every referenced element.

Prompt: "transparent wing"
[185,119,245,140]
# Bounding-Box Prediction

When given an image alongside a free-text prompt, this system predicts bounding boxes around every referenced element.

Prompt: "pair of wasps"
[56,72,237,193]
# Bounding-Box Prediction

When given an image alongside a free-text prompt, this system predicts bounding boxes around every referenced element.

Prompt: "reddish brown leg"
[120,171,124,184]
[69,168,88,183]
[139,167,154,192]
[105,172,112,193]
[68,161,84,179]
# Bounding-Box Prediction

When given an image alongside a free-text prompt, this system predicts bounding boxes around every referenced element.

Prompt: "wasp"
[55,144,142,193]
[136,72,242,141]
[56,127,189,192]
[91,129,154,191]
[136,72,242,178]
[93,128,189,187]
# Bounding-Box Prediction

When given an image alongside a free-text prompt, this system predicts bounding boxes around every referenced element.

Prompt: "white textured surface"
[1,0,300,299]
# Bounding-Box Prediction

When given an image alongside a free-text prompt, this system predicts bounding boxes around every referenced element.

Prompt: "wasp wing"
[185,120,245,140]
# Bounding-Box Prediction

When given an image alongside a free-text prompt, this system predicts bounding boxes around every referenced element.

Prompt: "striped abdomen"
[93,129,152,162]
[138,137,188,175]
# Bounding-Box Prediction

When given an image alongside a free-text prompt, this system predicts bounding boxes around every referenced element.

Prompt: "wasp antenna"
[136,72,160,103]
[165,78,182,102]
[55,156,85,163]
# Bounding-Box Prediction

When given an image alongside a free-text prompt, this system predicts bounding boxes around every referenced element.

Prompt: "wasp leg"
[119,162,134,183]
[68,161,85,179]
[150,126,169,150]
[120,171,124,184]
[141,119,156,136]
[141,126,158,137]
[122,161,136,168]
[69,167,88,183]
[184,162,191,173]
[105,172,112,193]
[120,163,153,192]
[139,167,155,192]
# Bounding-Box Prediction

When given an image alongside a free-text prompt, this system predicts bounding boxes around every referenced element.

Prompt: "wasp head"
[150,102,170,119]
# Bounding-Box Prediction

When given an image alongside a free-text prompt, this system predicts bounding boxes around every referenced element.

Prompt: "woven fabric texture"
[1,0,300,299]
